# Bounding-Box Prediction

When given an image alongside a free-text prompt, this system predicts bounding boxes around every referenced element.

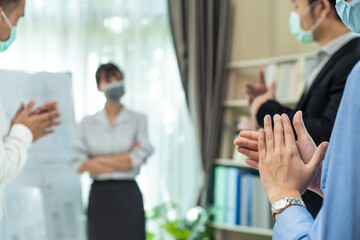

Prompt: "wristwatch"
[271,198,306,219]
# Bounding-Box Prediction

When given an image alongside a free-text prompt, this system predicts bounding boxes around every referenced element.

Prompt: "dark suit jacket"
[256,37,360,218]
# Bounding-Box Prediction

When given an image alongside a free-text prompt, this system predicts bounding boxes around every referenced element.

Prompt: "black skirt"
[87,180,145,240]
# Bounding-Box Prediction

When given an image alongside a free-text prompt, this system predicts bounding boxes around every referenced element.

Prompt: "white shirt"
[0,98,33,218]
[305,32,359,91]
[70,108,154,180]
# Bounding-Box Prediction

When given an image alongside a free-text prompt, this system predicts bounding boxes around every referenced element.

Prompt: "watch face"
[274,199,287,210]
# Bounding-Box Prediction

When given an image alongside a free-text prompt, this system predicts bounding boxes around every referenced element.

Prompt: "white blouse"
[70,108,154,180]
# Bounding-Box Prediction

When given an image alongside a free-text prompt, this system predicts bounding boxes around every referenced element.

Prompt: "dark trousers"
[87,180,145,240]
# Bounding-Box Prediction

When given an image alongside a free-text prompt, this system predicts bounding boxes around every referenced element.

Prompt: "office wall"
[230,0,320,62]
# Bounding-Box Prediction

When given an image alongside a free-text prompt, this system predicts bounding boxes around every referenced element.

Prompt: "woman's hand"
[234,111,327,197]
[258,114,328,204]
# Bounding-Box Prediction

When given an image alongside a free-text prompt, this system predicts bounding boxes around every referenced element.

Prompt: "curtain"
[0,0,202,215]
[168,0,232,205]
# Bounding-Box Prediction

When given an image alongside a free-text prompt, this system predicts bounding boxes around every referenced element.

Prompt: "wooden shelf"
[223,98,298,108]
[223,99,248,108]
[227,52,316,70]
[210,223,273,237]
[215,158,256,171]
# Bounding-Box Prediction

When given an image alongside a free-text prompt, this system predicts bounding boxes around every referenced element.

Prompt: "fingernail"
[281,114,287,120]
[259,129,265,136]
[264,115,271,125]
[323,142,329,151]
[274,114,281,121]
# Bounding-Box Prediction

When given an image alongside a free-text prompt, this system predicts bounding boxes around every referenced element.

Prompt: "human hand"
[258,114,328,204]
[244,68,267,105]
[249,81,276,128]
[10,100,58,128]
[234,111,326,196]
[30,100,58,116]
[10,102,25,129]
[13,99,62,142]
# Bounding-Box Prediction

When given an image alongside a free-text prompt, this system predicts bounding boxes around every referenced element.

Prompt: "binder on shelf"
[241,173,253,227]
[252,174,272,229]
[235,169,243,226]
[214,167,273,229]
[214,166,228,224]
[226,168,238,225]
[263,57,315,102]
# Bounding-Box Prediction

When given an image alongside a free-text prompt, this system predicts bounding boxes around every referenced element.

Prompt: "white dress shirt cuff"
[8,124,33,149]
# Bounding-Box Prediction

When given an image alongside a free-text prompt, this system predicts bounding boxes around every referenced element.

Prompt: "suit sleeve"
[300,72,347,145]
[256,69,348,145]
[256,100,295,127]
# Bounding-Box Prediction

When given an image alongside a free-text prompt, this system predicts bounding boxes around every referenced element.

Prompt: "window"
[0,0,202,214]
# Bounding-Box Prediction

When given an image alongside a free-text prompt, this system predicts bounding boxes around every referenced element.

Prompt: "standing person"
[244,0,360,218]
[235,1,360,237]
[0,0,61,218]
[70,63,154,240]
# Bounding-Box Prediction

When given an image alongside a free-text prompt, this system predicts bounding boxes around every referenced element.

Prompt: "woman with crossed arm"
[70,63,153,240]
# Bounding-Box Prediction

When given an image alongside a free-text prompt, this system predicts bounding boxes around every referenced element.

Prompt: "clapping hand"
[234,111,327,197]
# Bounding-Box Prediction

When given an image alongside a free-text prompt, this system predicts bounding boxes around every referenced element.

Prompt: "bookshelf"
[227,52,316,69]
[211,223,273,237]
[215,159,254,170]
[223,98,299,108]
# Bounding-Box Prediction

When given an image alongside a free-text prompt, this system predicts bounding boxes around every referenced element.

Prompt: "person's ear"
[319,0,331,17]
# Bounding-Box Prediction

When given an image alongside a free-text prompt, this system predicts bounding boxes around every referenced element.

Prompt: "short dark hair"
[95,63,124,86]
[308,0,341,21]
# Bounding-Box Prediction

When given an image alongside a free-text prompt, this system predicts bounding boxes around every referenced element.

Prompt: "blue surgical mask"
[289,1,327,44]
[0,11,17,52]
[336,0,360,33]
[103,81,125,103]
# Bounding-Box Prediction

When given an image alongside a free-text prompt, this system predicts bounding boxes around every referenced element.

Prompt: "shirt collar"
[94,107,130,127]
[321,32,359,56]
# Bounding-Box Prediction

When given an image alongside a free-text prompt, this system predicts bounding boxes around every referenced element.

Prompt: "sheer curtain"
[0,0,202,214]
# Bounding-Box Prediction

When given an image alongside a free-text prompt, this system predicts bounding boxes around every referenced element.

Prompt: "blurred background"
[0,0,326,239]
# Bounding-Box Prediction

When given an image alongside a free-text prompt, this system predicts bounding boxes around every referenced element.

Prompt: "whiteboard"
[0,70,86,240]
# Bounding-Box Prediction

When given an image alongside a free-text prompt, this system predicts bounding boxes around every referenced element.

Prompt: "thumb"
[16,102,25,113]
[25,99,36,113]
[293,111,311,142]
[307,142,329,173]
[259,68,265,85]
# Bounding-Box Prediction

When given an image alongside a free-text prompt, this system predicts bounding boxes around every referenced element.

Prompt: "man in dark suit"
[245,0,360,218]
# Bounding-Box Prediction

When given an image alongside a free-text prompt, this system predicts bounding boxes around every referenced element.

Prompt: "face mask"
[289,1,327,44]
[336,0,360,33]
[0,11,17,52]
[103,81,125,103]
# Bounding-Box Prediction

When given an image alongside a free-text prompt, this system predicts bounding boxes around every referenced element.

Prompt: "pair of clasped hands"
[234,111,329,219]
[10,100,62,142]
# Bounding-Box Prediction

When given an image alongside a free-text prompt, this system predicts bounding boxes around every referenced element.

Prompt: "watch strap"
[271,198,306,218]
